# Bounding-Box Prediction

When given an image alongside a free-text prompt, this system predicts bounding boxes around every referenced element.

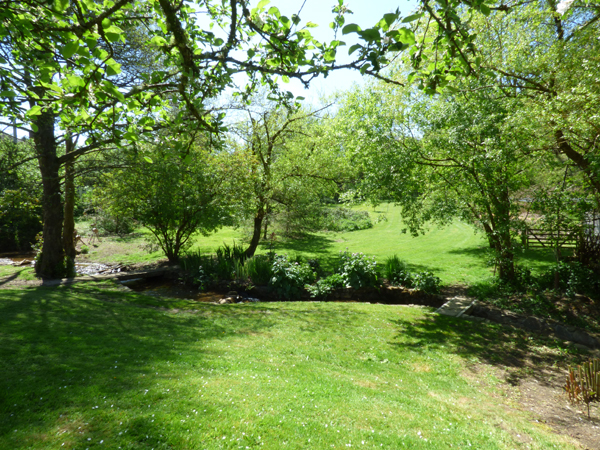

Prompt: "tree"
[1,0,439,278]
[334,79,544,282]
[97,132,243,262]
[229,98,341,257]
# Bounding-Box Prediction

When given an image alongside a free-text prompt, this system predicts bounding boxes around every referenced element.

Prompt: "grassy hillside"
[0,284,579,449]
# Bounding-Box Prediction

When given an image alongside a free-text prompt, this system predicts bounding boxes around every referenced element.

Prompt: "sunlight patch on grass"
[0,285,578,449]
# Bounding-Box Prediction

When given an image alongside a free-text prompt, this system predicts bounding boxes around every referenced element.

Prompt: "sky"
[260,0,418,102]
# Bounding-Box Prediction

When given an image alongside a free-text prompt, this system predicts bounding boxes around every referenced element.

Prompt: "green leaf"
[143,156,153,164]
[358,28,380,42]
[54,0,69,13]
[257,0,269,9]
[348,44,362,55]
[397,28,415,45]
[342,24,361,35]
[30,123,38,133]
[106,59,122,76]
[104,25,123,43]
[402,13,423,23]
[383,13,398,25]
[66,75,85,88]
[324,49,336,62]
[480,4,491,16]
[282,75,290,83]
[26,105,42,117]
[61,41,79,59]
[306,22,318,28]
[268,6,280,18]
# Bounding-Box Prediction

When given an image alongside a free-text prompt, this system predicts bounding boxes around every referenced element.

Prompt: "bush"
[246,255,273,285]
[80,245,89,255]
[384,255,413,287]
[336,250,379,289]
[536,261,600,298]
[95,209,136,236]
[305,274,345,299]
[269,254,316,300]
[412,271,442,294]
[0,189,43,252]
[321,208,373,232]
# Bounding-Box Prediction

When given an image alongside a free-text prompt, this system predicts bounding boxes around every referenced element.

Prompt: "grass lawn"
[71,204,556,287]
[0,283,580,449]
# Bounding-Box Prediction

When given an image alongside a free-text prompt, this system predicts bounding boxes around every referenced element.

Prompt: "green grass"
[71,204,557,286]
[0,284,580,449]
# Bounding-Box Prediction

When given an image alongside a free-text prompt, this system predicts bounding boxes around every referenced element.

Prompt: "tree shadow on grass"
[0,284,277,449]
[447,245,558,267]
[388,313,580,386]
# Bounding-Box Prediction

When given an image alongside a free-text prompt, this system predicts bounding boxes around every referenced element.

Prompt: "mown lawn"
[73,203,556,286]
[0,283,578,449]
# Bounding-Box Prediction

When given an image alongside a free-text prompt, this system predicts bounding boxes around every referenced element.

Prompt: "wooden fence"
[523,228,579,250]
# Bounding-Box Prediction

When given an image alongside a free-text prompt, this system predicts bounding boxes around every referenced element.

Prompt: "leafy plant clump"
[412,270,442,294]
[321,208,373,232]
[384,255,442,294]
[305,273,346,299]
[337,250,379,289]
[384,255,413,287]
[565,359,600,418]
[246,255,273,286]
[269,254,315,300]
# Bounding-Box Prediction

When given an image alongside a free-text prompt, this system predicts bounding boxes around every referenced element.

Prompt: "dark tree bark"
[34,110,66,278]
[245,205,265,258]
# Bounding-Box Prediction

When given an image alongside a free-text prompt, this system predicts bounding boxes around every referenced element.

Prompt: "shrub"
[305,274,345,299]
[537,261,599,298]
[321,208,373,232]
[246,255,273,286]
[336,250,379,289]
[80,245,89,255]
[0,189,43,252]
[269,254,315,300]
[384,255,413,287]
[95,209,136,236]
[412,271,442,294]
[216,241,247,264]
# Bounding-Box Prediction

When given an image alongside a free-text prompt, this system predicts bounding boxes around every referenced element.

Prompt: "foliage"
[94,208,136,236]
[537,262,600,299]
[384,255,441,293]
[216,242,247,265]
[565,359,600,419]
[97,138,237,262]
[269,254,315,300]
[384,255,412,287]
[320,207,373,232]
[305,273,346,300]
[246,255,273,286]
[80,245,89,255]
[336,250,379,289]
[0,189,42,252]
[412,271,442,294]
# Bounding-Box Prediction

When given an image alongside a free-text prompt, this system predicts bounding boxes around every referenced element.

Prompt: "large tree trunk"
[62,135,76,261]
[245,206,265,258]
[34,110,66,278]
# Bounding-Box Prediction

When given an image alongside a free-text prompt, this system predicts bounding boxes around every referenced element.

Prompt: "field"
[0,283,588,450]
